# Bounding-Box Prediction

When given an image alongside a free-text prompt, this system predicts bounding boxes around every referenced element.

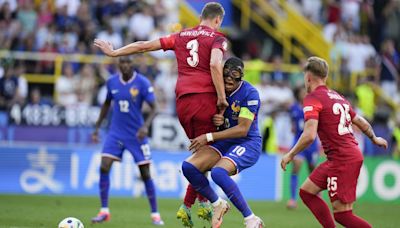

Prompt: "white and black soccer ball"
[58,217,84,228]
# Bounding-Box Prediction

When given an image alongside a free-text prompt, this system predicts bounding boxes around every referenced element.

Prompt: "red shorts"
[176,93,218,139]
[309,160,363,203]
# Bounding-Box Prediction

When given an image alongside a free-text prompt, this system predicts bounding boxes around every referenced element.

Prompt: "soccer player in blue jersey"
[286,86,319,209]
[181,57,264,228]
[91,56,164,226]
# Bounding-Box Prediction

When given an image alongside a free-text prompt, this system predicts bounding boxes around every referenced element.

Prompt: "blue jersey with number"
[210,81,261,173]
[290,102,304,140]
[106,72,155,139]
[223,81,261,141]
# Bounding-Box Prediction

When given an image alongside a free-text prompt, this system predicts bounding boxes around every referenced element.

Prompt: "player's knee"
[299,188,312,202]
[211,167,228,185]
[100,163,111,174]
[182,161,196,178]
[139,165,151,181]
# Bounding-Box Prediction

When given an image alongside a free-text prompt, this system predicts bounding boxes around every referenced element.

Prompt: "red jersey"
[159,25,228,98]
[303,85,363,163]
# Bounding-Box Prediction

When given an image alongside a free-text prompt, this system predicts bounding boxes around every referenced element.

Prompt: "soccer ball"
[58,217,84,228]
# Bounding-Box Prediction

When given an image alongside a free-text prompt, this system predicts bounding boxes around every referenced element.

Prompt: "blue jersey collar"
[229,81,244,97]
[119,71,137,85]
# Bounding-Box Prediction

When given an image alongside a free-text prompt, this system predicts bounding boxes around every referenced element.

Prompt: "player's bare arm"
[92,98,111,143]
[210,48,228,113]
[189,116,252,152]
[352,115,388,148]
[94,39,162,57]
[137,102,157,141]
[281,119,318,171]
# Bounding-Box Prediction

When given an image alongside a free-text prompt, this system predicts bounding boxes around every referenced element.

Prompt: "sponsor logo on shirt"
[303,106,313,113]
[247,100,259,106]
[111,90,119,94]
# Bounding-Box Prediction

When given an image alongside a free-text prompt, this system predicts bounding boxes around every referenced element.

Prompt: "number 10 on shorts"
[327,176,338,197]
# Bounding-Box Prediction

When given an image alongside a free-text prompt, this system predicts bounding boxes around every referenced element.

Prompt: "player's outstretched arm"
[352,115,388,148]
[210,48,228,113]
[189,116,252,152]
[281,119,318,171]
[92,99,111,143]
[94,39,162,57]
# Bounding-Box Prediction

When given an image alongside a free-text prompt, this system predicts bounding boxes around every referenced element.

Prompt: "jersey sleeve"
[159,33,178,51]
[212,36,228,53]
[303,95,323,121]
[349,103,357,119]
[142,78,156,104]
[239,90,260,121]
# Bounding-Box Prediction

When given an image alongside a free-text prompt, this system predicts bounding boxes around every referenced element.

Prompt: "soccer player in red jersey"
[94,2,228,227]
[281,57,388,228]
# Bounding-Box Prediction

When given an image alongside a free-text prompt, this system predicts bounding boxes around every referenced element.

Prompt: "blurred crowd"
[0,0,399,157]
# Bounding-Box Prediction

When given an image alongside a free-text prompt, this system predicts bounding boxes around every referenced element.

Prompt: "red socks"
[183,184,198,208]
[299,189,336,228]
[334,210,372,228]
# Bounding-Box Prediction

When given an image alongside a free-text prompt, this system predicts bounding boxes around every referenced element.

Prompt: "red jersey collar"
[196,25,215,31]
[315,85,328,91]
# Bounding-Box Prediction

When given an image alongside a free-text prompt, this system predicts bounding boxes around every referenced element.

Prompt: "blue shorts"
[102,134,151,165]
[295,139,319,165]
[210,138,261,173]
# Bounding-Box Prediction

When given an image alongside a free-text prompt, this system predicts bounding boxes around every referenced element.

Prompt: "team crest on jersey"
[130,87,139,97]
[231,101,241,120]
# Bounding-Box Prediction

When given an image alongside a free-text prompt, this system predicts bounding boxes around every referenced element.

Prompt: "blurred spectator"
[37,0,53,27]
[128,5,155,41]
[0,0,17,12]
[17,0,37,37]
[96,23,123,49]
[76,64,97,106]
[0,65,19,110]
[28,86,49,105]
[379,39,399,101]
[55,0,80,17]
[270,55,289,83]
[55,63,77,107]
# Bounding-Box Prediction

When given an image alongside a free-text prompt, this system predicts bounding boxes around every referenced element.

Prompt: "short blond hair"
[304,57,329,78]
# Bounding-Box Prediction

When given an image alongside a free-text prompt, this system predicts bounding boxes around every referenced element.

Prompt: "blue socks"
[144,179,158,213]
[99,172,110,208]
[181,161,219,203]
[290,174,298,200]
[211,167,252,217]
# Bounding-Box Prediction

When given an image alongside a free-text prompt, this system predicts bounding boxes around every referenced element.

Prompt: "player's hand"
[137,126,149,141]
[217,97,228,114]
[94,39,115,57]
[213,114,224,127]
[280,153,294,171]
[372,136,388,149]
[189,134,207,152]
[92,130,100,143]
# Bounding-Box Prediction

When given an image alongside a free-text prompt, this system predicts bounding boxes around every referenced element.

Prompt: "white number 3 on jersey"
[186,39,199,67]
[332,103,353,135]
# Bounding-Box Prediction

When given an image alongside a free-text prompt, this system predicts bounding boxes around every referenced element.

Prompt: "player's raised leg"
[92,157,114,223]
[299,172,335,228]
[181,146,228,228]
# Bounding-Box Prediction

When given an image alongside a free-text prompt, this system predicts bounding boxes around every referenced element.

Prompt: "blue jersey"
[290,102,304,140]
[106,72,155,139]
[211,81,262,173]
[223,81,261,141]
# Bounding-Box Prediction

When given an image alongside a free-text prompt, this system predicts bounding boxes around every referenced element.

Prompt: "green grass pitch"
[0,194,398,228]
